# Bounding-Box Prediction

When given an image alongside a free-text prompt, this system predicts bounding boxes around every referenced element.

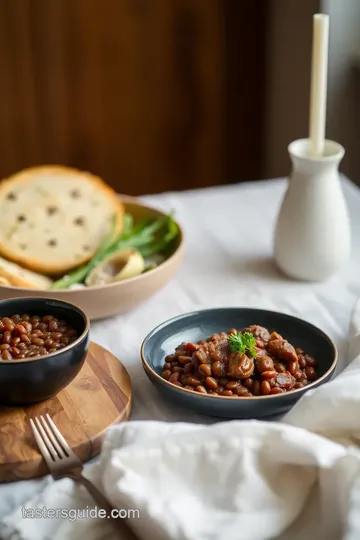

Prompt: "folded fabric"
[2,298,360,540]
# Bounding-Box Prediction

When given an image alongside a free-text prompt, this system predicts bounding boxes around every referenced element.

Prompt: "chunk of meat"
[194,337,228,366]
[243,325,271,344]
[226,352,254,380]
[209,338,229,363]
[269,331,283,341]
[267,339,298,363]
[276,371,296,390]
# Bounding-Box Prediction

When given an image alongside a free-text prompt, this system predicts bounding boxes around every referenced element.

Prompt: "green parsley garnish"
[228,332,257,358]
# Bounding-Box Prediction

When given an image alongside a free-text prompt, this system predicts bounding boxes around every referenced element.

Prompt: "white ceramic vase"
[274,138,351,281]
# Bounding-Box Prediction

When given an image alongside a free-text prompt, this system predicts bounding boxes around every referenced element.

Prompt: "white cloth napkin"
[2,298,360,540]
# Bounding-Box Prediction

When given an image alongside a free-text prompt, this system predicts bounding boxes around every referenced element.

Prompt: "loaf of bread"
[0,166,124,275]
[0,256,53,289]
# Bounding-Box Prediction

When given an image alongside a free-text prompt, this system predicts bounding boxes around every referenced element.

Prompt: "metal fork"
[30,414,139,539]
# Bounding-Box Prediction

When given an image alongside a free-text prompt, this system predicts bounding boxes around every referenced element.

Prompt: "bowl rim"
[140,307,338,401]
[0,197,184,294]
[0,297,90,364]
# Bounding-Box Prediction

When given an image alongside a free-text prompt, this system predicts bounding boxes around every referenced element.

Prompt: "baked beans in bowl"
[0,297,89,405]
[141,308,337,419]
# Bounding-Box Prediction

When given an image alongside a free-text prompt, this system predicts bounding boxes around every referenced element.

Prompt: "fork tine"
[30,418,54,467]
[34,417,58,461]
[40,416,65,458]
[45,413,74,456]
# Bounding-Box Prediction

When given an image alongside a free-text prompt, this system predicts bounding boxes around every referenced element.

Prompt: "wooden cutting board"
[0,342,132,483]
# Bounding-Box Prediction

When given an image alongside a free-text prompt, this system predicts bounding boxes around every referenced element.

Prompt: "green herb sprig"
[50,212,179,290]
[228,332,257,358]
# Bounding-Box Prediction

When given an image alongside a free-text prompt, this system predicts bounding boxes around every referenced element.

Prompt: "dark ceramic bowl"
[0,297,90,405]
[141,308,338,419]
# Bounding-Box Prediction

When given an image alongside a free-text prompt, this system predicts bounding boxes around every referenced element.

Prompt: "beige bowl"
[0,198,184,320]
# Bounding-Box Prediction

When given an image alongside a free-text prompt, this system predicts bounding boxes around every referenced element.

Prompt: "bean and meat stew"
[161,325,317,397]
[0,313,79,361]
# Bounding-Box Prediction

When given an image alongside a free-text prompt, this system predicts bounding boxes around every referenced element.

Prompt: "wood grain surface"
[0,342,132,483]
[0,0,267,194]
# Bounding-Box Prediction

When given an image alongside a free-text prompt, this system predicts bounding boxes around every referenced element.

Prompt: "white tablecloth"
[1,177,360,520]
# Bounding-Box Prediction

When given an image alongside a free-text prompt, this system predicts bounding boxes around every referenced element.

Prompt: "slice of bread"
[0,166,124,275]
[0,256,53,289]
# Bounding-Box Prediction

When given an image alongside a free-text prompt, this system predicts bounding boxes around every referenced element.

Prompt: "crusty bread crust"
[0,255,53,288]
[0,268,52,289]
[0,166,124,275]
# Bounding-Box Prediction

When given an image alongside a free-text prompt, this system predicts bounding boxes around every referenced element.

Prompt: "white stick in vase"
[309,13,329,157]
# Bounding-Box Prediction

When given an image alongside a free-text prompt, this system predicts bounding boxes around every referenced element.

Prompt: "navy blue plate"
[141,307,337,419]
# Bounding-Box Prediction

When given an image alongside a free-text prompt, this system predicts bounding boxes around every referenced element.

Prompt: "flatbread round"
[0,166,124,275]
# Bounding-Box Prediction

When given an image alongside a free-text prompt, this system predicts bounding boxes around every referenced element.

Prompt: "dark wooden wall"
[0,0,267,195]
